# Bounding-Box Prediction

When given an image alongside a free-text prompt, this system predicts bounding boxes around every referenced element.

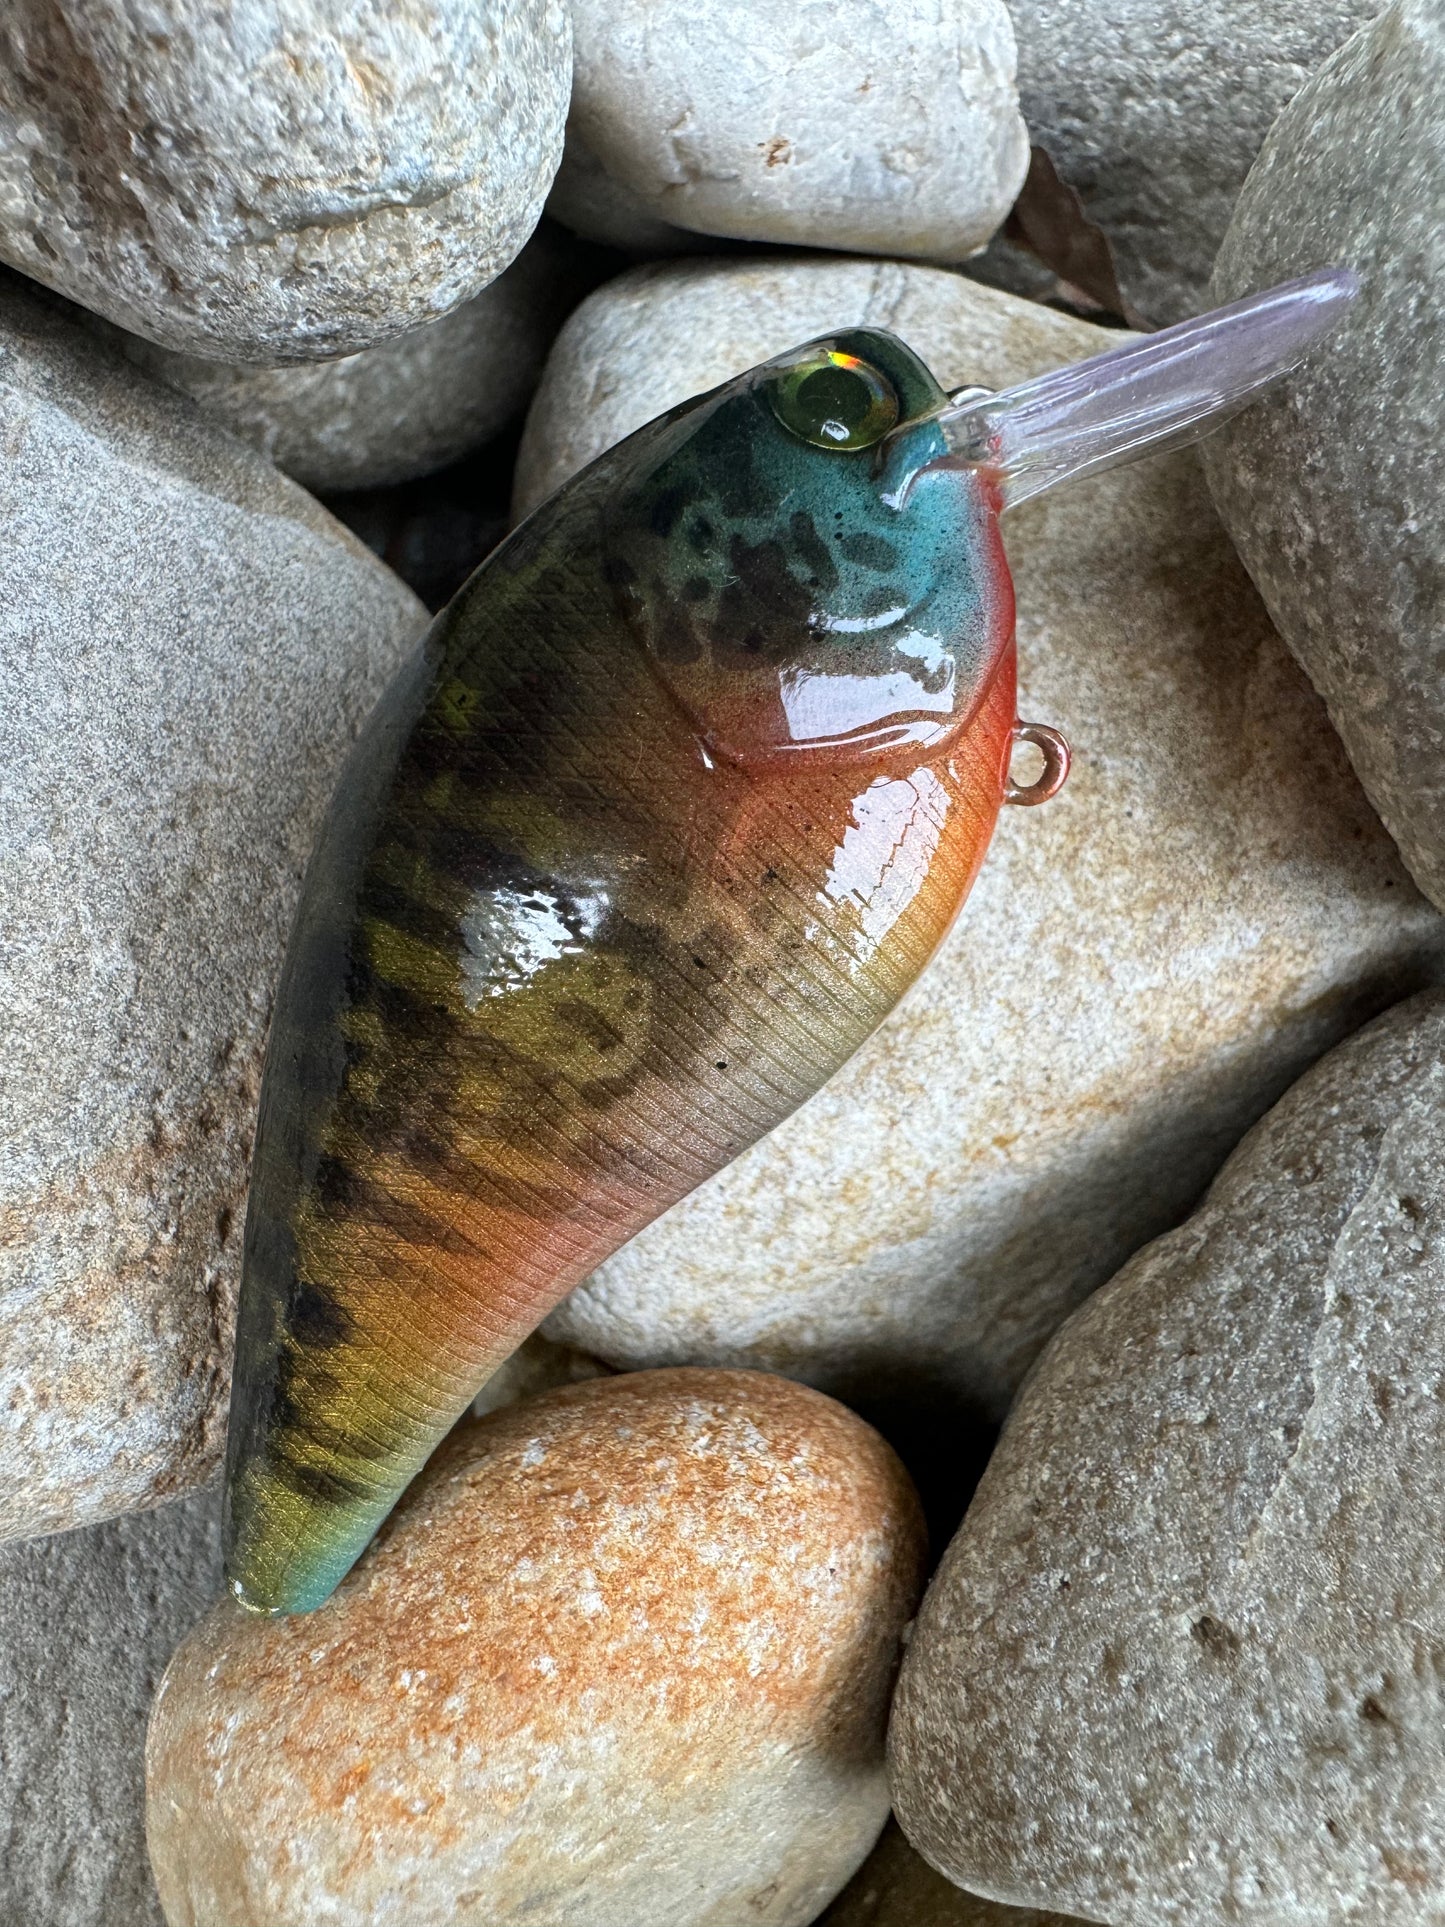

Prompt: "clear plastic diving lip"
[928,266,1360,510]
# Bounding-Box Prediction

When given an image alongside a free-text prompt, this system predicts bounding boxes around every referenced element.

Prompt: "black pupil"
[795,365,871,438]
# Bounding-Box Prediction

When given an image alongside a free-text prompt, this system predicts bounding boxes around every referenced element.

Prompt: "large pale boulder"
[890,990,1445,1926]
[512,258,1445,1438]
[0,1487,221,1927]
[146,1371,925,1927]
[562,0,1028,262]
[0,276,425,1543]
[1204,3,1445,912]
[0,0,571,361]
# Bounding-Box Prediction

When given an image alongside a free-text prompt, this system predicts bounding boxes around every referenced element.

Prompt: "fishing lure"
[226,269,1354,1614]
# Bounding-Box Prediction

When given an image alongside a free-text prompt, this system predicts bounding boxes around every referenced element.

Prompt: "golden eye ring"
[768,349,900,451]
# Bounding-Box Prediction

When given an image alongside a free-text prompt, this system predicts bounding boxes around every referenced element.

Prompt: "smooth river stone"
[561,0,1028,263]
[512,257,1445,1438]
[147,1370,926,1927]
[113,224,590,492]
[0,1488,222,1927]
[545,129,707,256]
[816,1820,1086,1927]
[890,989,1445,1926]
[1203,1,1445,913]
[0,0,571,361]
[0,1348,608,1924]
[1009,0,1378,325]
[0,274,425,1543]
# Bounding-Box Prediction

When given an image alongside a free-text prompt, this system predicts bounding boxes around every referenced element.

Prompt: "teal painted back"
[604,328,1013,767]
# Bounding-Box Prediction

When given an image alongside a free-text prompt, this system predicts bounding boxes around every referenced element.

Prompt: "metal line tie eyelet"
[1005,720,1071,806]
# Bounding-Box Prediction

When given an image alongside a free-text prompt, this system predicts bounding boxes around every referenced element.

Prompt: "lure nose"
[932,267,1358,510]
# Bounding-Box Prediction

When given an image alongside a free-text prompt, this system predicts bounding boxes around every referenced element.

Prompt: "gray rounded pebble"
[562,0,1028,263]
[1010,0,1378,325]
[816,1819,1085,1926]
[115,225,590,492]
[0,1487,222,1927]
[1203,2,1445,913]
[0,0,571,362]
[891,987,1445,1925]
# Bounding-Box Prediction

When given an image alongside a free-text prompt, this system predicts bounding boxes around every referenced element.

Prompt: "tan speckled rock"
[513,258,1445,1429]
[2,1362,609,1926]
[816,1820,1084,1927]
[889,990,1445,1927]
[0,0,571,362]
[147,1370,926,1927]
[113,226,588,492]
[0,275,425,1543]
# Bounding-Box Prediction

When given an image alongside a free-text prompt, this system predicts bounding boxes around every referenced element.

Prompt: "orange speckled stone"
[148,1369,926,1927]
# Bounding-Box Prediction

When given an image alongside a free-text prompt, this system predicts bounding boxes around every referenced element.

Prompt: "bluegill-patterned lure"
[225,270,1355,1613]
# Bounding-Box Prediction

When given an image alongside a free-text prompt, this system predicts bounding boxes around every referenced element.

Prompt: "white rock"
[112,225,586,492]
[1009,0,1379,324]
[514,258,1445,1434]
[0,0,571,362]
[563,0,1028,261]
[147,1371,925,1927]
[1204,2,1445,912]
[0,277,425,1543]
[890,989,1445,1926]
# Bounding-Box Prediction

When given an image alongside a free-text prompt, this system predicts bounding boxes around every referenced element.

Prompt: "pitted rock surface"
[890,990,1445,1926]
[1009,0,1378,324]
[0,1488,221,1927]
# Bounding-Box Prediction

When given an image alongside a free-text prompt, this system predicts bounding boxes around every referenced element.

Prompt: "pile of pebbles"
[2,2,1441,1923]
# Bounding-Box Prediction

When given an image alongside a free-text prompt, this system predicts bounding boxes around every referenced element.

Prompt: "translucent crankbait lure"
[225,269,1355,1613]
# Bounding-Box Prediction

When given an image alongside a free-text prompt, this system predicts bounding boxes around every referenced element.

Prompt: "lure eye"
[768,350,900,451]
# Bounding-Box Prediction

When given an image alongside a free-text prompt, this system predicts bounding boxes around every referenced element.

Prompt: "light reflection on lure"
[224,270,1357,1614]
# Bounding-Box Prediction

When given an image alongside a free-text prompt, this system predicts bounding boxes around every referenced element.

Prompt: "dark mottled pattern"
[606,333,1007,768]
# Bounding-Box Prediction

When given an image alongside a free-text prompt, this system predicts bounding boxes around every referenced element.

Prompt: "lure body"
[225,273,1356,1613]
[226,332,1017,1612]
